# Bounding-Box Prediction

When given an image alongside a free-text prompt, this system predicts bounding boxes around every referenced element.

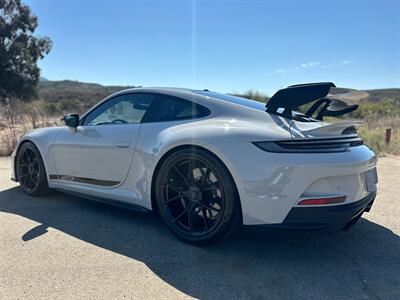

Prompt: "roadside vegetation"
[0,0,52,155]
[1,82,399,156]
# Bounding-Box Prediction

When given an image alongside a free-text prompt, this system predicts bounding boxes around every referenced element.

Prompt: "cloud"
[300,61,321,68]
[272,61,321,74]
[271,60,355,75]
[338,59,355,65]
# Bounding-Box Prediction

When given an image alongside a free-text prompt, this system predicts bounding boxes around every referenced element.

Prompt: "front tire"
[155,148,242,245]
[16,142,50,196]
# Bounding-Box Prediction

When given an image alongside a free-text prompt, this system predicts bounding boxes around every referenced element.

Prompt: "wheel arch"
[13,139,32,181]
[14,139,47,182]
[150,144,243,223]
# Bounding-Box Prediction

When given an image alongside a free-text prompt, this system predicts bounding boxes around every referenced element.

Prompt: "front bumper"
[261,192,376,231]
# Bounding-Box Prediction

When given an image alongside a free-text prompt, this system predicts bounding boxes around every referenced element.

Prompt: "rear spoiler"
[265,82,367,120]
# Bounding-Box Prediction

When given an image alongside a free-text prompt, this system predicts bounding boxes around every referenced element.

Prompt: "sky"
[26,0,400,95]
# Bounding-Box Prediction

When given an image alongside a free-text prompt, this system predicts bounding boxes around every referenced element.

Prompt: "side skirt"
[49,175,120,187]
[57,189,150,213]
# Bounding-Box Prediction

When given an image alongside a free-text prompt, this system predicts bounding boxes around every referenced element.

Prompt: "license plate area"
[364,168,378,192]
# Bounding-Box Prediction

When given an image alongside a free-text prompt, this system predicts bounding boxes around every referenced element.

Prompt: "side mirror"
[62,114,80,128]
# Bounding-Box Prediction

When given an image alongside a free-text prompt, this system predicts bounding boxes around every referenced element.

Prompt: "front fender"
[11,127,61,181]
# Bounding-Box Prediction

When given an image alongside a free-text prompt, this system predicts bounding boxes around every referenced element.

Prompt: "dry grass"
[0,115,60,156]
[0,108,399,157]
[358,116,400,156]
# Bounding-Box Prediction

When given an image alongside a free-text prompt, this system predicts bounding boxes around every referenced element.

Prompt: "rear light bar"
[253,136,363,153]
[298,196,346,206]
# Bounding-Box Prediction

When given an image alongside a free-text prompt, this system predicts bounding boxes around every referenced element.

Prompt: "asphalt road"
[1,156,399,299]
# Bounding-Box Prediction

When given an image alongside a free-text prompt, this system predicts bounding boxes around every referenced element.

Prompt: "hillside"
[37,80,400,109]
[364,88,400,103]
[37,80,135,114]
[38,80,400,121]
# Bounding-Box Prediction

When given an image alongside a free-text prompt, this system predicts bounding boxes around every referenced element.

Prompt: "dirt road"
[1,156,399,299]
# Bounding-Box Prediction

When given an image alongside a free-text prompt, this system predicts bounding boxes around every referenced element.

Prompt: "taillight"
[298,196,346,206]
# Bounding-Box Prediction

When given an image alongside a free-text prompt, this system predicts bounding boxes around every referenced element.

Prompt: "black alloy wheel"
[16,142,50,196]
[155,148,241,245]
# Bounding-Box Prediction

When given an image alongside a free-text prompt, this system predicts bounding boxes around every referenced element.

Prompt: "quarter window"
[83,93,155,126]
[142,95,209,122]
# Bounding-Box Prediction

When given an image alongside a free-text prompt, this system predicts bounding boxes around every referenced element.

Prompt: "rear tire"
[16,142,50,196]
[155,148,242,245]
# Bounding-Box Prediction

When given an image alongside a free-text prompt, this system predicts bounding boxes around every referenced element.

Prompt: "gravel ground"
[1,155,399,300]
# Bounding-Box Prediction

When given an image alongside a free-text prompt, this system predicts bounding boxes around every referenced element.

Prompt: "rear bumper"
[257,192,376,231]
[211,141,377,225]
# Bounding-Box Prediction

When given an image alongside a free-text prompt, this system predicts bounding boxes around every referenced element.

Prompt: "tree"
[0,0,52,103]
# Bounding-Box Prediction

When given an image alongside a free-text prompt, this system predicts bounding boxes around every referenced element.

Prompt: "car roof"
[115,87,266,112]
[118,87,193,94]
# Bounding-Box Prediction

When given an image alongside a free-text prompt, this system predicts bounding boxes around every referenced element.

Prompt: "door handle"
[113,142,131,148]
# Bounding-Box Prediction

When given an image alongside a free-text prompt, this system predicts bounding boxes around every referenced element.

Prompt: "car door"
[52,93,155,187]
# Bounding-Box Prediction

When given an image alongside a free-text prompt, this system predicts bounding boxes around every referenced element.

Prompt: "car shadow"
[1,187,399,299]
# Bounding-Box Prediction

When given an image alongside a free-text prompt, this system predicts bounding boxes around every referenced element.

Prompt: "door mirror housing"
[62,114,80,128]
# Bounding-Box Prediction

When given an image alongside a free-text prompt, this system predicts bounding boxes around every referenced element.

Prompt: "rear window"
[192,90,266,111]
[142,94,210,122]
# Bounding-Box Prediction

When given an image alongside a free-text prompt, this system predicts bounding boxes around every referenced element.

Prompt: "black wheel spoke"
[203,186,219,191]
[20,174,28,186]
[30,176,35,188]
[201,167,210,187]
[201,207,209,230]
[166,183,182,193]
[23,151,30,164]
[163,194,182,205]
[187,159,194,183]
[33,160,39,168]
[28,150,34,163]
[172,208,188,223]
[32,173,39,183]
[24,174,30,188]
[172,165,189,186]
[187,206,193,232]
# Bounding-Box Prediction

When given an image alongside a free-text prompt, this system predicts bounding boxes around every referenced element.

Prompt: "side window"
[143,95,210,122]
[83,93,155,126]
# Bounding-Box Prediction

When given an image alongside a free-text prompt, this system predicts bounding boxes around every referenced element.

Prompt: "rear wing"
[265,82,368,120]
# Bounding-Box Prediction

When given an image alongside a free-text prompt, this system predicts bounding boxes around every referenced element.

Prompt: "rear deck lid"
[289,119,363,138]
